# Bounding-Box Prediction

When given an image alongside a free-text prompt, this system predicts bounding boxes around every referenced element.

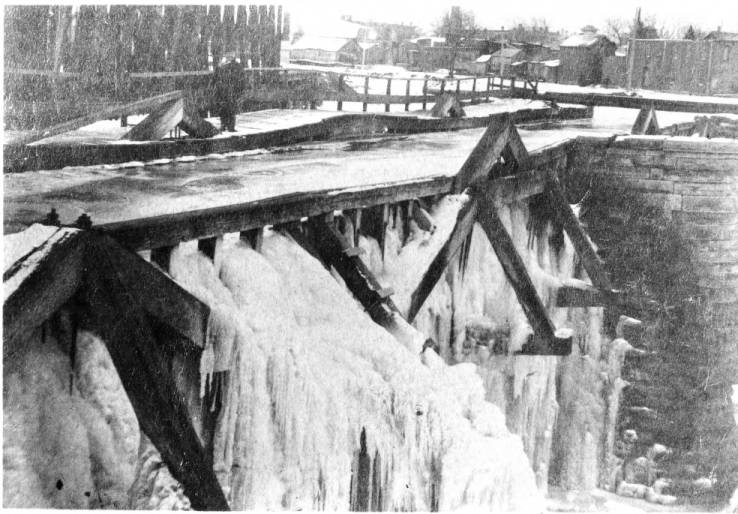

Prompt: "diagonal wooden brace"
[475,189,572,356]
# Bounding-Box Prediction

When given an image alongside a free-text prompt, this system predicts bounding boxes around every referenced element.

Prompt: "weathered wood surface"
[7,91,184,146]
[408,198,478,323]
[488,168,548,205]
[453,116,529,192]
[81,238,229,511]
[546,175,613,291]
[295,218,401,328]
[631,106,660,135]
[515,88,738,114]
[476,191,572,356]
[3,227,88,355]
[124,98,184,141]
[556,280,660,311]
[98,235,208,350]
[98,176,455,251]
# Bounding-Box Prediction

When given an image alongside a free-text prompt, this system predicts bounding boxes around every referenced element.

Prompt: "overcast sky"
[285,0,738,35]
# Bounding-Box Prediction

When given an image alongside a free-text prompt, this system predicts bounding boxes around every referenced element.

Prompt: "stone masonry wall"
[562,135,738,502]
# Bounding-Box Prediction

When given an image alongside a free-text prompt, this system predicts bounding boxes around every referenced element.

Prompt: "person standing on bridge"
[213,52,246,132]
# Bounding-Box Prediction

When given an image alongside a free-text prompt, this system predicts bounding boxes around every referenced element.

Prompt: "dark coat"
[213,60,246,114]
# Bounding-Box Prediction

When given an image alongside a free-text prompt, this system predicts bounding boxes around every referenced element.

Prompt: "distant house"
[704,31,738,41]
[289,36,362,65]
[490,47,524,76]
[474,54,493,74]
[559,32,616,85]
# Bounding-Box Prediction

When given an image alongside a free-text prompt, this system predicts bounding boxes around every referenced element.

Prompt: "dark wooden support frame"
[287,217,402,329]
[631,105,660,135]
[4,230,228,510]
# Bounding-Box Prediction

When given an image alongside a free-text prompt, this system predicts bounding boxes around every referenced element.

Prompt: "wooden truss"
[408,116,629,355]
[631,105,660,135]
[3,228,229,511]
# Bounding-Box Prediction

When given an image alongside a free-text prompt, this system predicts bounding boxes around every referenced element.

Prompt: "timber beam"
[7,90,184,146]
[556,281,661,312]
[545,174,614,291]
[3,227,89,356]
[453,114,529,192]
[81,241,228,511]
[475,190,572,356]
[291,218,402,328]
[514,89,738,115]
[408,197,478,323]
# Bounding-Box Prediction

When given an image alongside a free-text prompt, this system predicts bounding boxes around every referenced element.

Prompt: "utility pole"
[626,7,641,90]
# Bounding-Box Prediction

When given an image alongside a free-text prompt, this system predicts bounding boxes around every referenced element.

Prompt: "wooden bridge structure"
[4,115,636,509]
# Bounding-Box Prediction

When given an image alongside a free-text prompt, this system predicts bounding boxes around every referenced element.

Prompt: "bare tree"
[433,6,478,78]
[510,18,555,44]
[605,17,630,46]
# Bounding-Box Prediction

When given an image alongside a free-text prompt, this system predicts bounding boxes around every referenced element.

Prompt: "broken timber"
[9,90,185,146]
[125,97,219,141]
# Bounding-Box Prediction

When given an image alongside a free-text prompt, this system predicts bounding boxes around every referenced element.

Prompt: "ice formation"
[2,326,186,508]
[362,195,629,494]
[166,232,544,511]
[4,191,628,510]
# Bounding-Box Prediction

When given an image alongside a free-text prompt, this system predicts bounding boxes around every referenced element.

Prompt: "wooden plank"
[81,241,229,511]
[453,115,511,193]
[124,98,184,141]
[97,235,208,350]
[556,282,620,307]
[556,280,661,311]
[407,197,478,322]
[488,168,548,205]
[517,89,738,115]
[3,228,88,357]
[546,175,613,291]
[12,90,184,146]
[297,218,401,329]
[476,193,571,356]
[99,176,455,251]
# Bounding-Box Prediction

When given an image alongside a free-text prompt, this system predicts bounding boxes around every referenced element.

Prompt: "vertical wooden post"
[404,79,411,111]
[486,75,491,102]
[440,78,446,95]
[151,245,176,272]
[455,78,461,96]
[197,236,220,261]
[472,77,477,103]
[362,75,369,112]
[422,78,428,110]
[385,77,392,112]
[337,74,344,111]
[240,228,263,251]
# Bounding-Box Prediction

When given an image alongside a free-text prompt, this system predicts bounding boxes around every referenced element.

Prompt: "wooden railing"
[4,66,521,117]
